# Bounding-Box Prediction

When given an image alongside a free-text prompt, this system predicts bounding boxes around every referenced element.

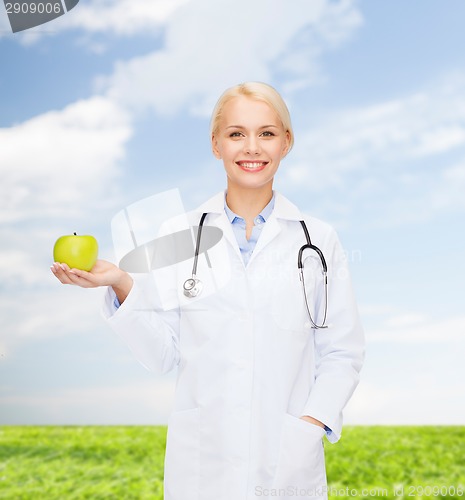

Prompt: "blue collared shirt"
[224,194,275,266]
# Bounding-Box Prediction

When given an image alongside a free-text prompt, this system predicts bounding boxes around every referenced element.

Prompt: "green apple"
[53,233,98,271]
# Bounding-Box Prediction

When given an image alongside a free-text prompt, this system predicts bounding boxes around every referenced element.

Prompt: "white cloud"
[0,95,132,224]
[1,0,363,236]
[444,162,465,182]
[0,286,105,352]
[60,0,190,36]
[367,314,465,344]
[385,313,427,328]
[346,380,465,425]
[277,73,465,227]
[0,94,133,363]
[3,0,361,62]
[0,377,176,424]
[412,125,465,156]
[0,0,191,42]
[314,0,364,45]
[102,0,362,116]
[0,250,48,286]
[283,75,465,193]
[358,303,395,317]
[431,160,465,210]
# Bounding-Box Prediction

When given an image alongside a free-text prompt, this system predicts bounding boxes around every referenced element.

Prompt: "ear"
[212,134,222,159]
[281,131,291,158]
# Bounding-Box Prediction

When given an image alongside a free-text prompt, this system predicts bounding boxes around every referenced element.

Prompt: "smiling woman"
[51,81,365,500]
[211,93,291,236]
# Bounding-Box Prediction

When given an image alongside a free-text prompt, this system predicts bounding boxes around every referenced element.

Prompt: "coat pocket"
[272,413,327,499]
[164,407,200,500]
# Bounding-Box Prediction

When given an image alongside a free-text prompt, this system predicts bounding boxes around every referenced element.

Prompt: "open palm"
[51,259,124,288]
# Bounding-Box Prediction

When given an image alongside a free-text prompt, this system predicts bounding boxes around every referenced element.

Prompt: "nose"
[244,136,261,155]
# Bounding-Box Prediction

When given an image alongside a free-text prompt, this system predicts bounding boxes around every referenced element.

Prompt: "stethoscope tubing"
[184,213,329,329]
[298,221,328,329]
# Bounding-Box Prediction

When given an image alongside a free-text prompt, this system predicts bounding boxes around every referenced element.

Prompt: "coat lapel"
[247,191,304,265]
[211,212,243,262]
[195,191,242,262]
[194,190,305,266]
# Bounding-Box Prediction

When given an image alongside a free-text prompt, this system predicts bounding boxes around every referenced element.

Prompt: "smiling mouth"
[236,161,268,171]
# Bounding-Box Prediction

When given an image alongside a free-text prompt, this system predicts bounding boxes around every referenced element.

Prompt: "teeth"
[241,162,265,169]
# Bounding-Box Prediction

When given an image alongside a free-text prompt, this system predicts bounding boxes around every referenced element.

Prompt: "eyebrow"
[225,124,280,129]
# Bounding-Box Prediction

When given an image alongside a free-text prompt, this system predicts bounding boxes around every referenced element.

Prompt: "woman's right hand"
[51,260,133,302]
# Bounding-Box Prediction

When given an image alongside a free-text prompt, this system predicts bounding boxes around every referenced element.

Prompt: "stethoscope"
[183,213,328,329]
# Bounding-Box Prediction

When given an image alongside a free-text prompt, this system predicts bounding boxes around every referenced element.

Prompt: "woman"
[52,82,365,500]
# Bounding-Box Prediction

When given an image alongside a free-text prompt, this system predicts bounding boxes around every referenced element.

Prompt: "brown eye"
[261,131,275,137]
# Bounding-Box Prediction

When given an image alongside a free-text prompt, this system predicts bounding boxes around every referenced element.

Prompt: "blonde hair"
[210,82,294,152]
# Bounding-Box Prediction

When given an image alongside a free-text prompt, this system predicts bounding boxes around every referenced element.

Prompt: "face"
[212,96,290,193]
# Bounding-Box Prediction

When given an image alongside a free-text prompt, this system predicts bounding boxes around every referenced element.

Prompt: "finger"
[55,263,84,285]
[66,275,91,287]
[68,268,93,280]
[50,263,74,285]
[66,270,96,288]
[59,263,84,283]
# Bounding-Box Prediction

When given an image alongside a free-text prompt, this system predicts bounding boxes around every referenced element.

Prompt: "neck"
[225,183,273,222]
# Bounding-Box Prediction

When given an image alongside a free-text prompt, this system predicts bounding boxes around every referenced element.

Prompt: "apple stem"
[74,232,77,235]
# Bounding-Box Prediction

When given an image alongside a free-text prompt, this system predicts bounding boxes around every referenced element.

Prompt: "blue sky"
[1,0,465,426]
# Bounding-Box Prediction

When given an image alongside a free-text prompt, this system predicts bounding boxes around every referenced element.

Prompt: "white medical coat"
[102,191,365,500]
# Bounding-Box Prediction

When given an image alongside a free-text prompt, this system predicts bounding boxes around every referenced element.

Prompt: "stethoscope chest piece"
[183,212,208,299]
[183,276,202,298]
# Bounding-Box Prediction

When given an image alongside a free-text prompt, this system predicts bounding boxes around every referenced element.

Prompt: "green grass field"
[1,426,464,499]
